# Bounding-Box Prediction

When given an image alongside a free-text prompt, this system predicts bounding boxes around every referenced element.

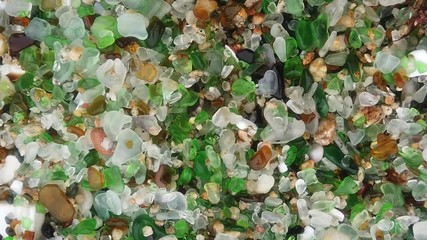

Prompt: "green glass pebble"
[194,151,211,182]
[169,113,191,143]
[104,166,125,193]
[285,37,298,59]
[190,51,207,70]
[375,202,393,222]
[381,182,405,207]
[146,17,166,48]
[36,201,48,214]
[174,219,189,238]
[78,78,101,90]
[132,214,166,240]
[19,46,39,73]
[227,177,246,194]
[177,167,194,186]
[44,35,70,49]
[349,29,362,49]
[400,147,424,168]
[195,110,210,124]
[232,79,255,96]
[413,181,427,201]
[77,5,95,17]
[91,16,120,49]
[63,17,86,41]
[285,56,303,81]
[39,132,53,143]
[346,50,361,82]
[87,95,107,115]
[327,77,341,92]
[324,145,357,175]
[84,149,99,167]
[313,85,329,118]
[311,13,329,49]
[296,20,315,50]
[21,217,32,230]
[297,69,314,93]
[284,0,304,15]
[334,176,358,195]
[66,218,97,236]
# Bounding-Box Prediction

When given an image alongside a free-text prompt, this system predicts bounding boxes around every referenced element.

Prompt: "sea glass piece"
[117,13,148,40]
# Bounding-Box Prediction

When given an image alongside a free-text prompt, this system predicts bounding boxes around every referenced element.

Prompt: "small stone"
[88,167,105,190]
[309,58,327,81]
[314,114,336,146]
[330,35,347,52]
[39,184,75,223]
[360,106,385,126]
[249,145,273,170]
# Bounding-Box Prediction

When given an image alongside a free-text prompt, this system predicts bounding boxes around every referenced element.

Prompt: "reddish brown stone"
[249,145,273,170]
[90,128,114,156]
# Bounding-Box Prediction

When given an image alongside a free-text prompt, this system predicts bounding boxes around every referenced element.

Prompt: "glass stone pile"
[0,0,427,239]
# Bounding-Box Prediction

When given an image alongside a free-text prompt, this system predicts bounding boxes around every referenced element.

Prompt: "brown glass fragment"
[88,167,105,190]
[8,33,36,57]
[22,230,35,240]
[370,134,398,160]
[193,0,218,21]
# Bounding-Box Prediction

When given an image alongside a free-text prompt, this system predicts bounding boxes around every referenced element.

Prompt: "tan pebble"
[314,114,337,146]
[338,15,355,28]
[309,58,327,81]
[213,221,224,233]
[330,35,347,52]
[39,184,75,223]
